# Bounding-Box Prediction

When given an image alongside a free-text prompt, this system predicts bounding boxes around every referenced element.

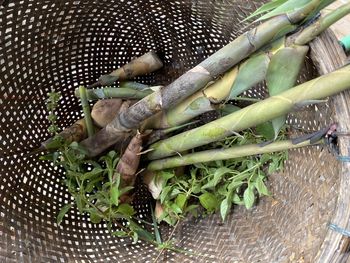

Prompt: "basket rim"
[310,29,350,263]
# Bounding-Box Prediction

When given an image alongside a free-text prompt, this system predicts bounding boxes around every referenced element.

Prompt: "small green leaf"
[227,180,244,191]
[110,185,120,206]
[243,187,255,209]
[256,121,275,140]
[57,204,73,225]
[184,204,199,216]
[119,186,134,196]
[163,215,177,226]
[220,104,241,117]
[170,203,182,214]
[82,168,104,181]
[220,197,231,221]
[199,192,219,213]
[134,227,154,243]
[243,0,288,21]
[169,188,181,199]
[160,170,175,182]
[85,177,103,193]
[39,153,55,161]
[255,177,271,196]
[192,184,202,194]
[160,186,172,204]
[175,194,187,210]
[112,231,128,237]
[90,212,102,224]
[132,232,139,244]
[218,184,228,196]
[232,193,244,205]
[117,204,135,217]
[75,195,85,213]
[202,167,231,189]
[255,0,310,22]
[260,153,272,164]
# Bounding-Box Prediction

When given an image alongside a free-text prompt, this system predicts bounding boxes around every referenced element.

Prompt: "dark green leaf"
[90,212,102,224]
[75,195,85,213]
[160,186,172,204]
[112,231,128,237]
[184,204,199,216]
[57,203,73,225]
[110,185,120,206]
[119,186,134,196]
[192,184,202,194]
[255,177,271,196]
[260,153,272,164]
[117,204,135,217]
[243,186,255,209]
[220,104,241,117]
[85,177,103,193]
[199,192,219,213]
[256,121,275,140]
[82,168,104,181]
[170,203,182,214]
[130,221,155,242]
[175,194,187,210]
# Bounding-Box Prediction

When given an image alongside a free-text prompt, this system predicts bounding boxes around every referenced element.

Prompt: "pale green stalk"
[148,140,317,170]
[78,86,94,137]
[148,65,350,160]
[295,2,350,45]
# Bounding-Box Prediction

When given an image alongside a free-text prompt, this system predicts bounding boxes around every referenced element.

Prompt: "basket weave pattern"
[0,1,347,262]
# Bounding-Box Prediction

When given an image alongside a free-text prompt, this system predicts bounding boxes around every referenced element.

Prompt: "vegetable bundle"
[40,0,350,251]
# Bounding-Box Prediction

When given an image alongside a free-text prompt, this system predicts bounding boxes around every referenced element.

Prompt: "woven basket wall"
[1,1,350,262]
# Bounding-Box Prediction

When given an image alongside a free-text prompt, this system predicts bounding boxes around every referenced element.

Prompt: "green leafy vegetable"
[57,203,73,225]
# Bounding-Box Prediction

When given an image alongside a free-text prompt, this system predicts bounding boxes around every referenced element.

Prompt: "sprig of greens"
[155,129,287,224]
[41,142,154,244]
[45,91,61,135]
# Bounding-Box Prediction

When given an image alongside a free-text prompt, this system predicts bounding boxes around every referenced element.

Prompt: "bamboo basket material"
[0,1,349,262]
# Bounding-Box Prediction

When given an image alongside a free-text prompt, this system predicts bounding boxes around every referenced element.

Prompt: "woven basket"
[1,1,350,262]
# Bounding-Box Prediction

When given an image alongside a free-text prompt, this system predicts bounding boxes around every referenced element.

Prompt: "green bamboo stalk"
[266,45,309,139]
[79,86,94,137]
[142,67,238,129]
[143,53,270,130]
[295,2,350,45]
[148,139,317,170]
[147,65,350,160]
[118,0,323,129]
[80,0,325,157]
[74,87,152,101]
